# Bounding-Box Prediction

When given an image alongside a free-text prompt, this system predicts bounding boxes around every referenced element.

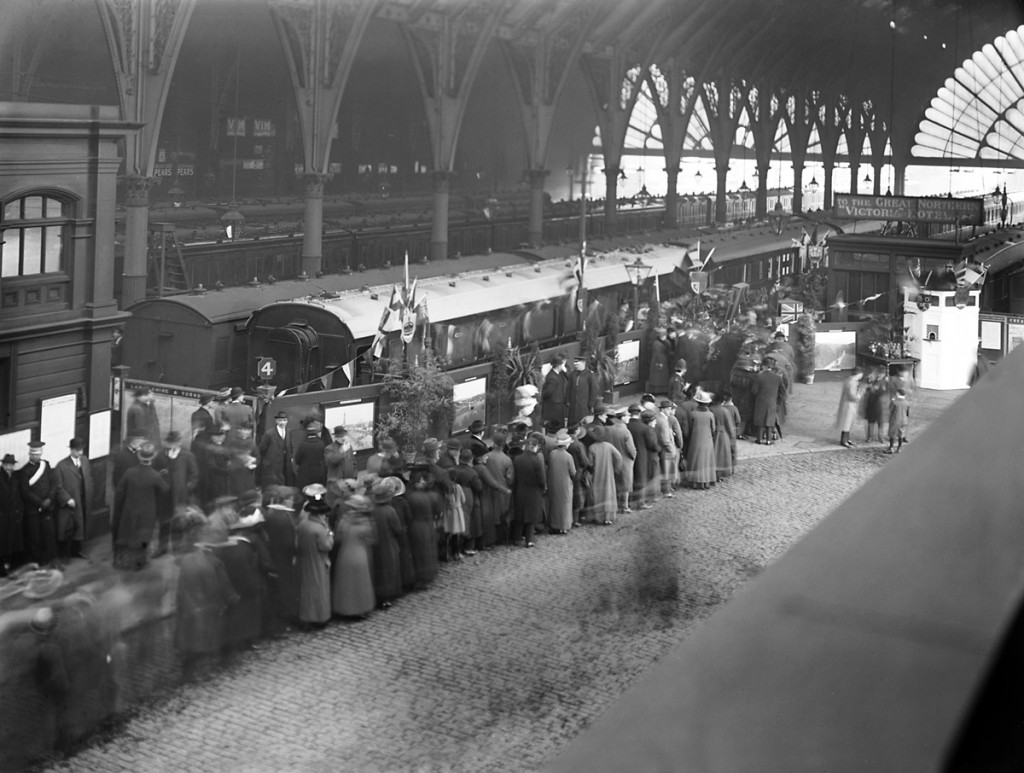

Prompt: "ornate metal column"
[270,0,376,277]
[300,173,328,276]
[96,0,196,307]
[430,171,451,261]
[701,76,748,224]
[646,61,700,231]
[122,176,155,307]
[402,6,505,263]
[527,169,548,248]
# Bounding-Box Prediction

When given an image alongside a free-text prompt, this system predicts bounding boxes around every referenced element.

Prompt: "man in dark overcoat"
[196,426,233,507]
[459,419,489,459]
[566,355,600,426]
[153,431,199,554]
[626,405,659,510]
[19,440,59,566]
[112,442,169,570]
[54,438,91,561]
[751,364,783,445]
[540,354,568,428]
[191,394,218,443]
[258,411,295,488]
[1,453,25,574]
[511,432,547,548]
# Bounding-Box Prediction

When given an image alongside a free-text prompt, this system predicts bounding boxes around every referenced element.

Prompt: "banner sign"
[834,194,984,225]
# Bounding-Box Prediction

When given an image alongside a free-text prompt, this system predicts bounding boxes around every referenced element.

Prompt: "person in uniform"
[54,439,91,562]
[324,426,357,484]
[1,453,25,574]
[541,354,568,428]
[566,355,600,427]
[19,440,59,567]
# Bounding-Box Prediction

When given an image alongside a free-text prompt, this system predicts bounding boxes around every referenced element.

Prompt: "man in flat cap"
[567,354,600,427]
[19,440,60,566]
[55,438,91,562]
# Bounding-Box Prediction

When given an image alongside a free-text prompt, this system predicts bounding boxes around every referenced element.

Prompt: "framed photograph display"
[452,376,487,434]
[323,398,377,452]
[615,339,641,386]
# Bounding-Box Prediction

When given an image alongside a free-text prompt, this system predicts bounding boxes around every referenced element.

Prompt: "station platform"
[19,375,968,773]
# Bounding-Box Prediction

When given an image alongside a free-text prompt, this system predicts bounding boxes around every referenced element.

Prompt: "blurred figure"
[331,494,376,618]
[863,368,887,443]
[172,508,239,681]
[365,437,400,477]
[708,392,735,482]
[219,387,254,435]
[196,426,232,507]
[483,430,514,544]
[604,406,636,515]
[153,431,199,556]
[29,607,71,751]
[112,442,168,570]
[324,425,357,484]
[126,387,161,449]
[190,394,218,443]
[451,449,482,554]
[835,368,865,448]
[752,360,783,446]
[886,388,911,454]
[586,424,622,525]
[210,511,272,656]
[262,486,302,633]
[368,479,406,609]
[54,438,91,562]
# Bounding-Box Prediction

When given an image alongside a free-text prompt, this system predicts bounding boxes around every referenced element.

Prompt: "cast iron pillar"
[431,171,451,262]
[527,169,548,248]
[122,176,155,308]
[301,173,328,277]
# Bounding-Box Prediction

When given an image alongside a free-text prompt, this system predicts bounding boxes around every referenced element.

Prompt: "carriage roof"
[255,244,688,340]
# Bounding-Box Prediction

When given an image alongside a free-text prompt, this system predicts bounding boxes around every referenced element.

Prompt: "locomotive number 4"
[257,357,277,380]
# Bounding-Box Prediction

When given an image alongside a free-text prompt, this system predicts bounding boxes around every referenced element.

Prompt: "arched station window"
[1,193,70,277]
[0,191,76,313]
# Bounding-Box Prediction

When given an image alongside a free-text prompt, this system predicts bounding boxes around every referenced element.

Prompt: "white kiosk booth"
[906,289,980,390]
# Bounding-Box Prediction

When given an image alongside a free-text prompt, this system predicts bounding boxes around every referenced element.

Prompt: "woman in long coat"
[546,432,577,534]
[404,470,442,586]
[587,425,623,524]
[387,478,417,591]
[685,392,718,489]
[511,433,547,547]
[210,524,267,650]
[451,449,483,553]
[835,368,865,447]
[369,481,406,607]
[331,495,376,618]
[708,394,735,481]
[295,497,333,628]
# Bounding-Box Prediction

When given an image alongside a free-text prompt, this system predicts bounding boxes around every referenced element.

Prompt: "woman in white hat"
[685,389,718,489]
[295,491,333,630]
[546,430,577,534]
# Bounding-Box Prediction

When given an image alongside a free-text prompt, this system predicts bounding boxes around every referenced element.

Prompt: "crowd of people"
[834,365,914,452]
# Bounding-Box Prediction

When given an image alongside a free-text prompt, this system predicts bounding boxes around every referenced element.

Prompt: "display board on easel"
[40,393,77,459]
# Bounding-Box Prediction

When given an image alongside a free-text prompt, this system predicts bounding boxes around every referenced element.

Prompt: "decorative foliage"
[376,353,454,454]
[793,313,817,380]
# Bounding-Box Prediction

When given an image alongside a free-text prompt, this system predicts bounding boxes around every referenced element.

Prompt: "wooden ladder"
[148,222,191,295]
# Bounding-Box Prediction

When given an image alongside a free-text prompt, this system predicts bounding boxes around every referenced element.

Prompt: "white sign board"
[0,429,31,469]
[89,410,112,459]
[980,320,1002,351]
[40,393,77,459]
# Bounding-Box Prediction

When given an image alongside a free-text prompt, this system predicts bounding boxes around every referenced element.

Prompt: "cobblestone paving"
[40,448,890,773]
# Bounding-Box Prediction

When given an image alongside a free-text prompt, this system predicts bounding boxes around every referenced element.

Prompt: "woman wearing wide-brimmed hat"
[685,389,718,489]
[331,494,376,618]
[546,430,576,534]
[295,493,333,629]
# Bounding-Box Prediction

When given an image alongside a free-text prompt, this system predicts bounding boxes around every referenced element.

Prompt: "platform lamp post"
[624,256,653,325]
[768,198,790,236]
[566,165,575,202]
[220,206,245,240]
[167,181,186,209]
